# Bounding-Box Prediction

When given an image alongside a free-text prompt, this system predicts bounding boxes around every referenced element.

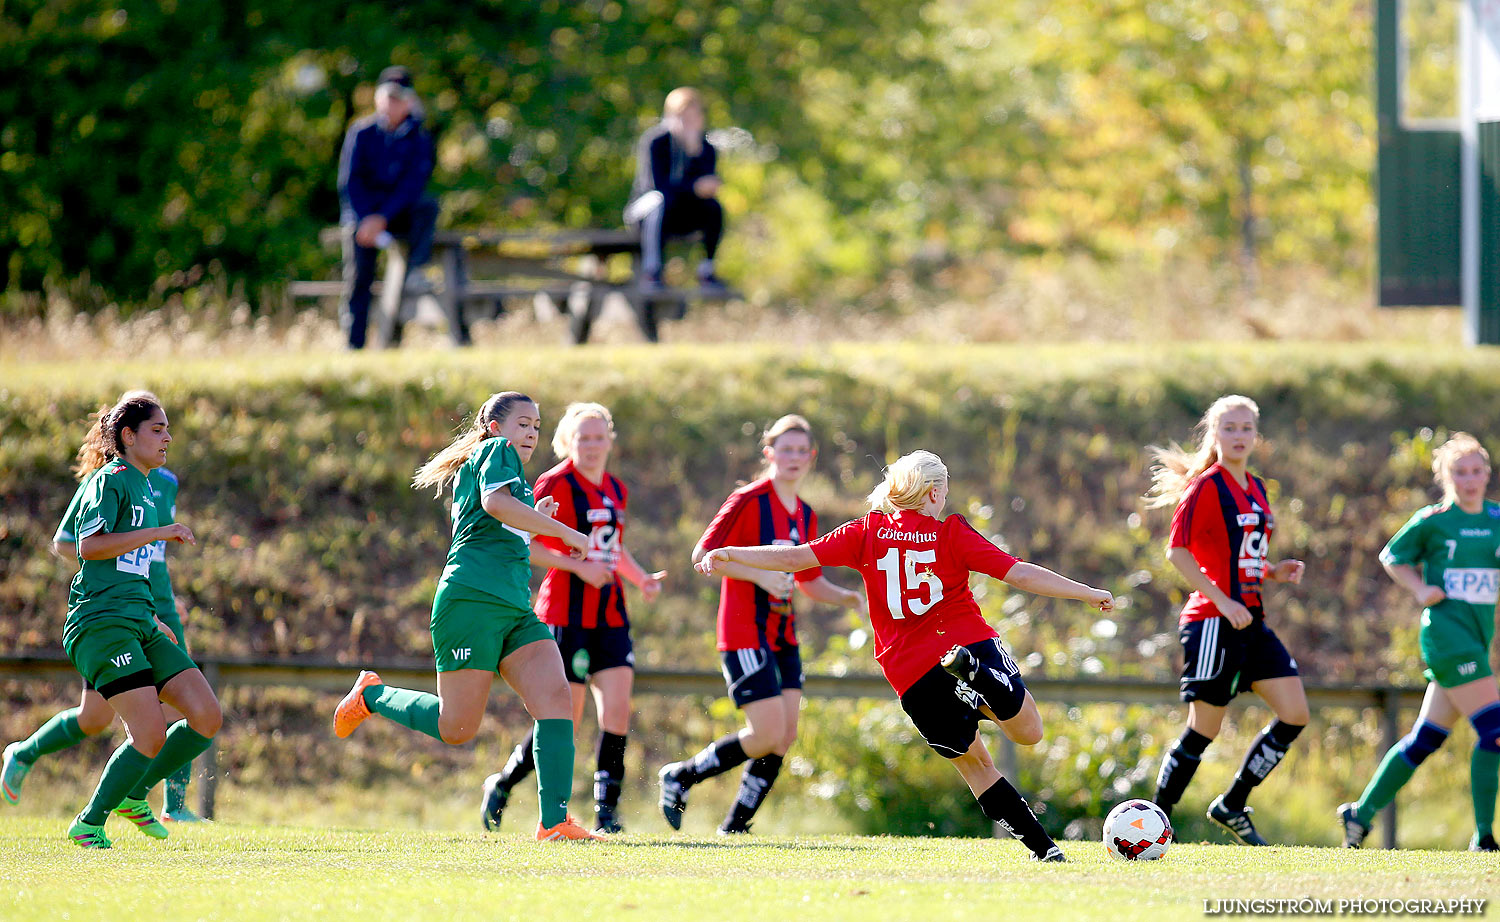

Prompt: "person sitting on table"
[336,65,438,349]
[626,87,728,294]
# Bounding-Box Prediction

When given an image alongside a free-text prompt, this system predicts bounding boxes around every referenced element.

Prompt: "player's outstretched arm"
[698,544,819,575]
[79,523,193,560]
[483,491,588,553]
[1002,562,1113,611]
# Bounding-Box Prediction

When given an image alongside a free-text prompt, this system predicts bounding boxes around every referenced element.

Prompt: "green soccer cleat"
[2,742,31,805]
[68,815,112,849]
[114,797,170,839]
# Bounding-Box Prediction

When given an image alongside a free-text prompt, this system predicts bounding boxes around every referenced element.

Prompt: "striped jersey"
[699,478,821,651]
[534,459,631,629]
[1168,463,1275,624]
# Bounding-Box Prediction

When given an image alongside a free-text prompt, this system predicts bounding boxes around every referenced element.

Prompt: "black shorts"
[551,624,635,684]
[1179,616,1298,707]
[898,639,1027,759]
[720,645,803,707]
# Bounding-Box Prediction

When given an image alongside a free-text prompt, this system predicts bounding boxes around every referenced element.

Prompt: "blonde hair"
[663,87,703,118]
[756,414,815,478]
[75,390,163,479]
[868,450,949,514]
[1433,432,1491,502]
[552,402,615,459]
[1144,395,1261,509]
[412,392,535,495]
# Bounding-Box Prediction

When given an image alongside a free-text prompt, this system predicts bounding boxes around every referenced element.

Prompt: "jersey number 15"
[876,548,944,619]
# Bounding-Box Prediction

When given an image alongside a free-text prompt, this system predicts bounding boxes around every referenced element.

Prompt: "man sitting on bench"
[627,87,728,294]
[337,65,438,349]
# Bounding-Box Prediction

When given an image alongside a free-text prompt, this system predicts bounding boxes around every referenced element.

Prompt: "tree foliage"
[1,0,1377,304]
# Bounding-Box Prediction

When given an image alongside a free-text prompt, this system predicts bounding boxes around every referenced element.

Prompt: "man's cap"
[377,66,414,89]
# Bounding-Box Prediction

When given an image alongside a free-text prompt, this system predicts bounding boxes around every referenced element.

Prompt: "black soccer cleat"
[658,763,690,831]
[1470,833,1499,852]
[1031,844,1067,862]
[480,772,509,832]
[1337,802,1370,849]
[593,772,624,834]
[717,821,753,835]
[1207,795,1268,846]
[941,644,979,683]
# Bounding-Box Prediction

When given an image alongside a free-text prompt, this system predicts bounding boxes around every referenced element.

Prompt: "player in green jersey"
[333,391,605,841]
[1340,433,1500,850]
[2,400,205,823]
[31,393,222,848]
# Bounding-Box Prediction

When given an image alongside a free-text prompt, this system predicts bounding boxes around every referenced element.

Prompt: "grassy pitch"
[6,817,1498,922]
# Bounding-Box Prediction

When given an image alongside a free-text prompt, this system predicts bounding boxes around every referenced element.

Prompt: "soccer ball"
[1102,799,1173,860]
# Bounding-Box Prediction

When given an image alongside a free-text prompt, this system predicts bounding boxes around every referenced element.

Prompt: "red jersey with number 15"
[699,478,821,652]
[534,460,630,629]
[808,510,1021,696]
[1167,463,1275,625]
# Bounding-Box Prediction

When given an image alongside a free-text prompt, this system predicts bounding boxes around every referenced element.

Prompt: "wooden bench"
[290,227,736,345]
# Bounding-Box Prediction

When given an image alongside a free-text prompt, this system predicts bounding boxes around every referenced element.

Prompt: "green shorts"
[430,580,553,673]
[64,613,199,698]
[1420,604,1494,687]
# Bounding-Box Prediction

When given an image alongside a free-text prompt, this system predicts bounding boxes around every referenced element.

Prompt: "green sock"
[165,762,193,813]
[15,707,88,764]
[80,742,154,825]
[1352,745,1417,825]
[128,721,213,800]
[533,718,575,828]
[363,685,444,742]
[1472,746,1500,838]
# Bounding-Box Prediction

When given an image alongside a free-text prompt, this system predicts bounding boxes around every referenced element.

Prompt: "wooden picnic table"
[290,227,731,345]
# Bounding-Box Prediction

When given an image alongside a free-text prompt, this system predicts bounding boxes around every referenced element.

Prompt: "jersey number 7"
[876,548,945,619]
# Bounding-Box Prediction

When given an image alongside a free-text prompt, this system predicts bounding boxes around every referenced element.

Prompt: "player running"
[3,394,203,822]
[1339,433,1500,851]
[43,392,222,848]
[1146,395,1309,846]
[481,403,666,833]
[658,415,863,834]
[698,450,1112,860]
[333,391,605,842]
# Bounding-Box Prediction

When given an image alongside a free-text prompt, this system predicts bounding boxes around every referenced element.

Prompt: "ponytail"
[1144,395,1260,509]
[413,391,534,495]
[74,390,163,480]
[868,450,949,513]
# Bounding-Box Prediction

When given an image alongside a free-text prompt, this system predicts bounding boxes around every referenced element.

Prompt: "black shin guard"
[679,733,749,785]
[1154,728,1212,817]
[722,754,783,831]
[1222,720,1303,811]
[977,777,1056,857]
[499,730,536,789]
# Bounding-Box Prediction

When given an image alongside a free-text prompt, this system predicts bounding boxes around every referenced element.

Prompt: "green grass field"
[6,816,1497,922]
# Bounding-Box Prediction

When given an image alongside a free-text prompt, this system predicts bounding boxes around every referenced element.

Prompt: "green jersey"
[64,459,160,640]
[57,466,178,617]
[440,437,536,610]
[1381,501,1500,620]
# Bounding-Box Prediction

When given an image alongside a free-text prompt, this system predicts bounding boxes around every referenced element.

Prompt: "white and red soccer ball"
[1103,799,1173,860]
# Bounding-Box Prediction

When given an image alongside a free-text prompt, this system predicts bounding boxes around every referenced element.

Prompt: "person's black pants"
[639,195,722,276]
[340,197,438,349]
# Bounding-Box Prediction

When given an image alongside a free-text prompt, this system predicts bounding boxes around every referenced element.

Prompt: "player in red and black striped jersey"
[698,450,1115,861]
[481,404,665,834]
[658,415,863,834]
[1146,396,1309,846]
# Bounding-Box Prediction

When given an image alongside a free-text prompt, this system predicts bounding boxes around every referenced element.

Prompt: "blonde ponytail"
[868,450,949,514]
[1144,394,1260,509]
[413,391,535,495]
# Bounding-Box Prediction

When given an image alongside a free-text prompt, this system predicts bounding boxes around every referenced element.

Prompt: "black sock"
[678,733,749,785]
[498,730,536,790]
[597,731,627,782]
[722,754,783,831]
[1221,720,1303,811]
[977,777,1055,857]
[1154,728,1212,817]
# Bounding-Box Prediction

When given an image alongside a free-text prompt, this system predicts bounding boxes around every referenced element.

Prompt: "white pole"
[1461,0,1480,346]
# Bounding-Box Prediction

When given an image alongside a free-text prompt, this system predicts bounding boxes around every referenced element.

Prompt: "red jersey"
[808,510,1020,696]
[699,478,821,651]
[534,460,630,629]
[1167,463,1274,625]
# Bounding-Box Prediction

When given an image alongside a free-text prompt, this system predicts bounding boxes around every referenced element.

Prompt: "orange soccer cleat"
[333,670,383,738]
[536,814,607,842]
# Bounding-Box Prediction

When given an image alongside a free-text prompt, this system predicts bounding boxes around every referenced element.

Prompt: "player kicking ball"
[697,450,1114,861]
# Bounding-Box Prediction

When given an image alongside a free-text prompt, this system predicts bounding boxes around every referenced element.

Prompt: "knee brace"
[1471,703,1500,753]
[1396,720,1450,767]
